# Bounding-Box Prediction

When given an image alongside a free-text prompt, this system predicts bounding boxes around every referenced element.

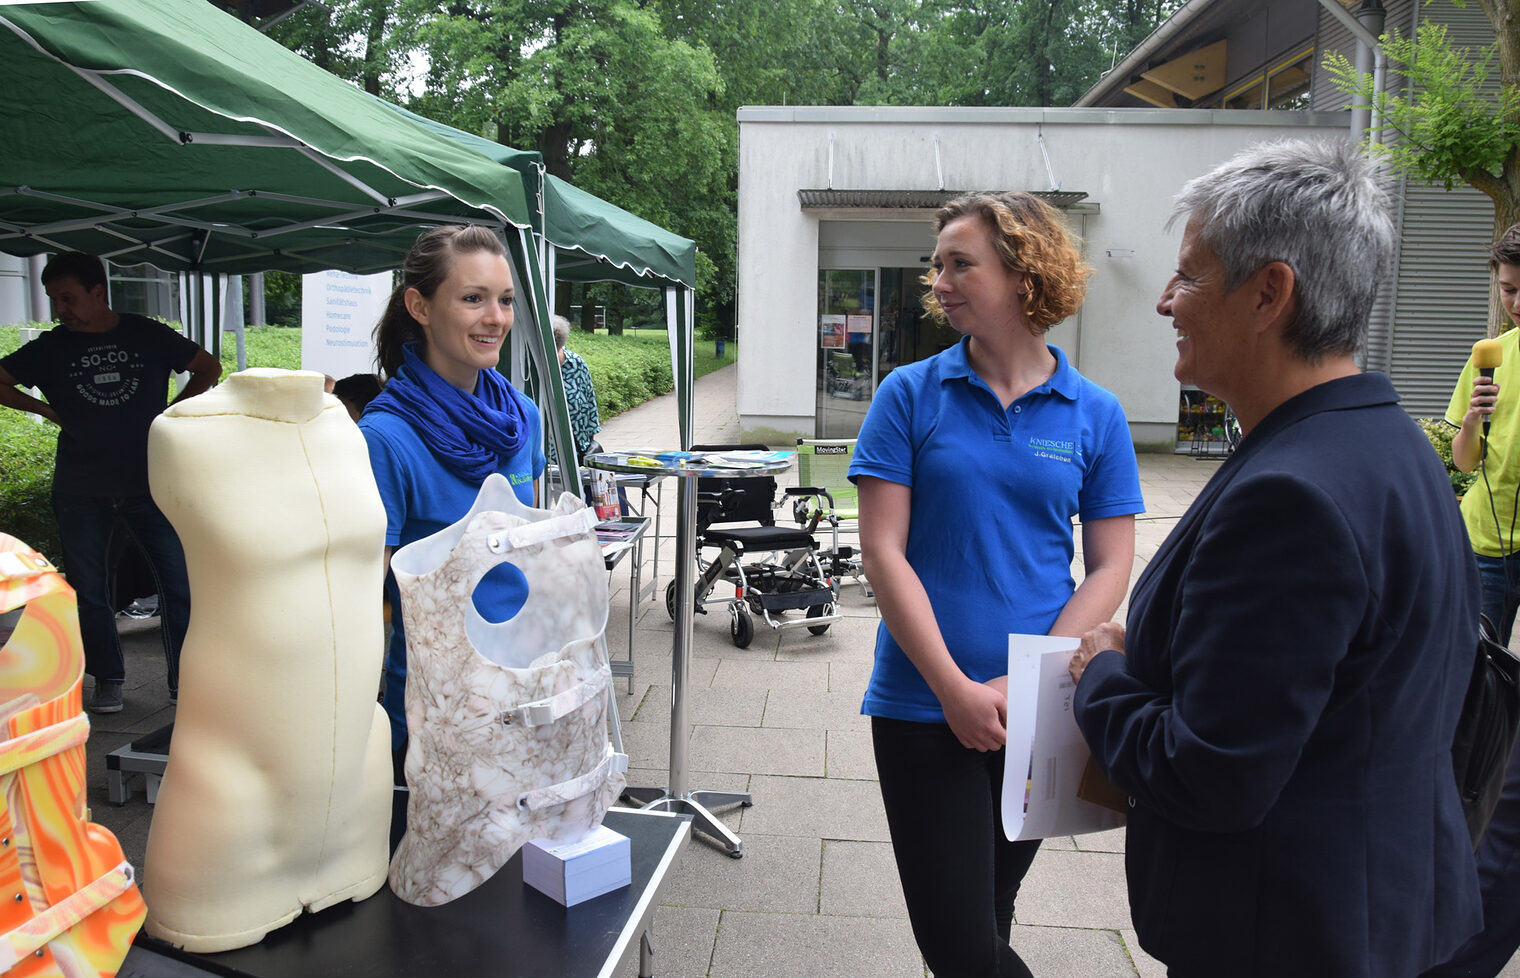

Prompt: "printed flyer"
[1001,633,1127,841]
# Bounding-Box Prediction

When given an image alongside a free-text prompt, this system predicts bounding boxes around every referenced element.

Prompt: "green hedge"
[0,324,59,561]
[1417,417,1477,497]
[567,327,731,421]
[0,410,60,563]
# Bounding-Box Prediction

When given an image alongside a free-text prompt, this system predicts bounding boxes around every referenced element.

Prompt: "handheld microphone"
[1475,338,1504,440]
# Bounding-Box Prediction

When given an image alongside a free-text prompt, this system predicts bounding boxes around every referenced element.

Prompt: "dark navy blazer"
[1075,373,1482,977]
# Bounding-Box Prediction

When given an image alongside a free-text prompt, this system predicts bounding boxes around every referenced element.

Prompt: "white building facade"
[736,106,1351,448]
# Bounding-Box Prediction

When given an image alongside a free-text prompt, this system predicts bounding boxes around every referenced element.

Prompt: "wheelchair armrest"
[784,486,836,506]
[786,487,837,532]
[696,487,750,530]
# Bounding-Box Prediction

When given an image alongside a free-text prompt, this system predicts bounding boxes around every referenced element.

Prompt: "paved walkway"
[591,365,1201,977]
[86,364,1513,977]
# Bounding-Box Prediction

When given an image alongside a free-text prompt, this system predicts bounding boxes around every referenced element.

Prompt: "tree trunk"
[362,3,387,96]
[579,284,597,334]
[1489,181,1520,333]
[608,285,625,336]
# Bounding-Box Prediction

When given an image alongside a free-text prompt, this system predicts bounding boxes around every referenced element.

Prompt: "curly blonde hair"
[921,192,1090,335]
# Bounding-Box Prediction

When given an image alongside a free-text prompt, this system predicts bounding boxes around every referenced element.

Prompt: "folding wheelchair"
[663,444,841,649]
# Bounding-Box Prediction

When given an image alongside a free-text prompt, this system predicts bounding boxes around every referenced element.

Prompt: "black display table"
[119,805,691,978]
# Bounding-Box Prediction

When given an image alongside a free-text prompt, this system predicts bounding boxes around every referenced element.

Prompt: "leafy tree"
[265,0,1187,340]
[266,0,397,96]
[1326,12,1520,256]
[272,0,732,334]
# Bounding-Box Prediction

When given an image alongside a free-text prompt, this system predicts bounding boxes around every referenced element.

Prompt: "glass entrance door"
[877,266,954,383]
[815,266,950,439]
[816,268,875,439]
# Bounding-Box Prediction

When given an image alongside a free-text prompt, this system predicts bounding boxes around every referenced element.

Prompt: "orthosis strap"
[499,666,611,728]
[0,861,135,971]
[0,714,90,777]
[516,744,629,813]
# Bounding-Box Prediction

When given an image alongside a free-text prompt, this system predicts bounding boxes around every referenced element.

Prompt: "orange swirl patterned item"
[0,534,146,976]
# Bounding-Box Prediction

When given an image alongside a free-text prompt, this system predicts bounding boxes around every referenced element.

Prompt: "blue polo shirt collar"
[940,336,1080,401]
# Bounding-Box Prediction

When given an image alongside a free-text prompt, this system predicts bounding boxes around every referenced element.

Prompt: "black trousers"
[872,716,1040,978]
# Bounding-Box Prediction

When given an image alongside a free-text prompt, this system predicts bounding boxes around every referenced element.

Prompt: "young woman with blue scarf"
[358,225,545,778]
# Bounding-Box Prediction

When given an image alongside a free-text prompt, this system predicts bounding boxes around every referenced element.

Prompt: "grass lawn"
[563,327,731,421]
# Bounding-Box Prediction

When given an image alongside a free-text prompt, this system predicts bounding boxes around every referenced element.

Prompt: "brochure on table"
[620,449,795,470]
[595,517,647,561]
[1001,633,1126,842]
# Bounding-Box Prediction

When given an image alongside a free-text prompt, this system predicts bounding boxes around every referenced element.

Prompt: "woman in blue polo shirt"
[850,191,1143,977]
[359,225,544,780]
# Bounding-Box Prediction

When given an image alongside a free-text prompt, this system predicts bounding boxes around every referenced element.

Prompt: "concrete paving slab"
[660,833,821,913]
[774,615,878,663]
[1013,925,1139,976]
[630,647,719,688]
[619,718,674,771]
[1016,848,1132,930]
[709,657,830,691]
[1121,929,1168,978]
[827,659,874,696]
[738,775,891,842]
[762,688,870,732]
[824,729,876,781]
[612,905,720,978]
[688,725,825,777]
[819,840,908,918]
[763,631,838,660]
[708,910,924,978]
[634,684,768,726]
[1078,827,1127,854]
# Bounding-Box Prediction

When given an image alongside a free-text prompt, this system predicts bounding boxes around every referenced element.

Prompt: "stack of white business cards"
[523,825,632,907]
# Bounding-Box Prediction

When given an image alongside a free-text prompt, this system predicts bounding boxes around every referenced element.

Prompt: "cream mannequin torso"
[141,369,392,952]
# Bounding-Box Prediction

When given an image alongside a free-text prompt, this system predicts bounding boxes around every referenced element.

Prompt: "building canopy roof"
[1076,0,1324,110]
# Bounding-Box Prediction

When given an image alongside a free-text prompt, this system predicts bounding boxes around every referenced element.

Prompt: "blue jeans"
[51,491,191,690]
[1475,553,1520,644]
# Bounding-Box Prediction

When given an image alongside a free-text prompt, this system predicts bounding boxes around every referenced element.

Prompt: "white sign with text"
[300,269,390,380]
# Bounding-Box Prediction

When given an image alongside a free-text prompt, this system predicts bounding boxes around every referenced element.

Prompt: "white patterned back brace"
[387,475,628,907]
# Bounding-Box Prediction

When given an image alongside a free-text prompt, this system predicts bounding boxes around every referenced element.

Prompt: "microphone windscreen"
[1475,338,1504,373]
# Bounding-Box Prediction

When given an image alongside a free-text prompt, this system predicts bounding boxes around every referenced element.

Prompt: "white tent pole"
[546,243,557,317]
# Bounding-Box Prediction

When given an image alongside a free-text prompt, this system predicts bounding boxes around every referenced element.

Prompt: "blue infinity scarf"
[367,343,530,484]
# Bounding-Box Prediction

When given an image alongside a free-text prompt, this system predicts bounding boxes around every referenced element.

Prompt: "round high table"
[585,450,792,858]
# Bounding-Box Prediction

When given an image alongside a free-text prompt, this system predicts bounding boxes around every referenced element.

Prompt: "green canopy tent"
[541,174,698,451]
[384,104,700,449]
[0,0,582,479]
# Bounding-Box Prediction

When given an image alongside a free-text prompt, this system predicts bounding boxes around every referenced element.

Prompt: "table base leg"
[621,787,751,858]
[639,929,655,978]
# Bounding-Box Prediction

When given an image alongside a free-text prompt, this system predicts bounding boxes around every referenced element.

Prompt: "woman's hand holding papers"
[1070,622,1125,685]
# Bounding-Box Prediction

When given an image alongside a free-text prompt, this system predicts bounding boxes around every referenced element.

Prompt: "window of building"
[1222,49,1314,110]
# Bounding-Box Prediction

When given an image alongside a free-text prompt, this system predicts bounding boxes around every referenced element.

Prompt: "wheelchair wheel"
[730,606,754,648]
[807,602,833,635]
[665,581,677,621]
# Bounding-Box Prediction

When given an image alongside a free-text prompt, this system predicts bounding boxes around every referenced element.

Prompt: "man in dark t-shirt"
[0,253,221,713]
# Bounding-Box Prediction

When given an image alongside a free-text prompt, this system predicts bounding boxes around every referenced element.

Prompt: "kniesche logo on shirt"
[1028,436,1076,463]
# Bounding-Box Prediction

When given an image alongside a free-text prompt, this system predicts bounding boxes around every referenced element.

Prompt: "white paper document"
[1001,634,1127,842]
